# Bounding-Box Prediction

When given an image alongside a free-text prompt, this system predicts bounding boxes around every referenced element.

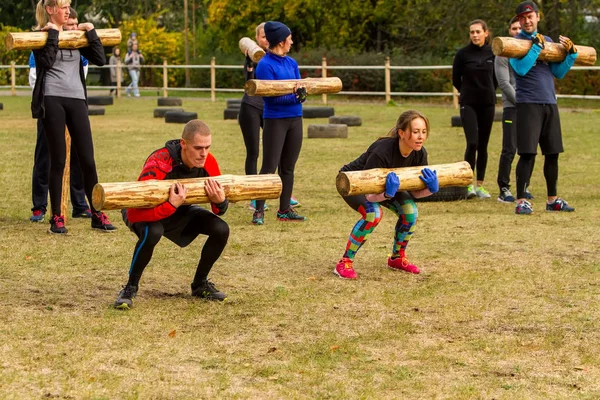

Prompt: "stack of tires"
[224,99,241,120]
[154,98,198,123]
[87,95,113,115]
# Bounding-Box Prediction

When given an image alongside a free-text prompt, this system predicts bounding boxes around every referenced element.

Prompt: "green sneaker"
[467,184,476,199]
[476,185,491,199]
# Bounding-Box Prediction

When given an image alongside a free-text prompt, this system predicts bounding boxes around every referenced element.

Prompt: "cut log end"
[4,35,14,51]
[92,184,106,210]
[244,80,258,96]
[336,172,351,197]
[491,37,504,57]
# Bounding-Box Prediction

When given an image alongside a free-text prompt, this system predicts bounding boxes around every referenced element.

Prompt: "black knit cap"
[515,1,539,18]
[264,21,291,47]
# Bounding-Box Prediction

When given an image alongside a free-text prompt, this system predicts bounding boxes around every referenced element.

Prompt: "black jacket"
[452,42,497,106]
[31,28,106,118]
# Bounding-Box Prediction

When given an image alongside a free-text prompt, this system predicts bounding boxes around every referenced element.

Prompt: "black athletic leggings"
[127,207,230,288]
[255,117,303,212]
[238,102,263,175]
[516,153,558,199]
[42,96,99,216]
[460,104,495,182]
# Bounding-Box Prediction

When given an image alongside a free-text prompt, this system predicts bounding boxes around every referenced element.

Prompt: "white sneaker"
[476,185,491,199]
[467,184,476,199]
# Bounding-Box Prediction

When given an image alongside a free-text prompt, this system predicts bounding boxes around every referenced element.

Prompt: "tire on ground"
[451,115,462,127]
[303,106,335,118]
[87,106,105,116]
[307,124,348,139]
[154,108,184,118]
[165,111,197,123]
[328,115,362,126]
[0,103,3,110]
[88,96,113,106]
[415,186,468,202]
[158,97,182,106]
[224,108,239,120]
[226,99,242,109]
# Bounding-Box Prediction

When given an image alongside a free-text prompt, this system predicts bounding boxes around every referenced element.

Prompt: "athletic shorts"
[516,103,563,155]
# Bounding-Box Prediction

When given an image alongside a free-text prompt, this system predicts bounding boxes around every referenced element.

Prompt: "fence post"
[210,57,216,102]
[10,62,16,96]
[116,59,122,98]
[162,59,168,98]
[453,87,459,109]
[322,57,327,105]
[384,57,391,103]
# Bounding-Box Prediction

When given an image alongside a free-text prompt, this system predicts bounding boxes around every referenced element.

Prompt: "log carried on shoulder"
[245,77,343,97]
[5,28,121,51]
[239,37,265,63]
[336,161,473,197]
[492,36,596,66]
[92,174,282,210]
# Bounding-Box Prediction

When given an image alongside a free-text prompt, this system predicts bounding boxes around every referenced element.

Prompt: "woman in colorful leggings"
[334,110,439,279]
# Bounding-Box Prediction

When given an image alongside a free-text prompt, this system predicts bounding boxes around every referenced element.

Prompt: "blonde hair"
[255,22,265,37]
[384,110,430,138]
[34,0,71,30]
[182,120,211,141]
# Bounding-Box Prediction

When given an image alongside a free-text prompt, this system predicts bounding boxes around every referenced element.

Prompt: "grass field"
[0,94,599,399]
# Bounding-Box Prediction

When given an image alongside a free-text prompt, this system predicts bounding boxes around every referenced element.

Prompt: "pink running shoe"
[387,256,420,274]
[334,258,358,279]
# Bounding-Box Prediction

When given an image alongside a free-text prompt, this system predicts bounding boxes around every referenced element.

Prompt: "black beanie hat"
[515,1,539,18]
[264,21,291,47]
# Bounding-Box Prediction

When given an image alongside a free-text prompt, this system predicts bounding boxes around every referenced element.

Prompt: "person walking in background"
[127,32,138,52]
[28,6,92,222]
[125,42,144,97]
[495,16,534,203]
[109,46,121,96]
[510,1,578,215]
[31,0,116,234]
[334,110,438,280]
[452,19,497,200]
[239,22,300,212]
[251,21,307,225]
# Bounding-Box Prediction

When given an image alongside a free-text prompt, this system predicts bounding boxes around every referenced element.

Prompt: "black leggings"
[238,102,263,175]
[460,104,495,182]
[255,117,303,212]
[516,153,558,199]
[42,96,99,216]
[126,206,229,288]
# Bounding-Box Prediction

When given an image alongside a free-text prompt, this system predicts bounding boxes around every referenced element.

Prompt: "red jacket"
[126,139,224,223]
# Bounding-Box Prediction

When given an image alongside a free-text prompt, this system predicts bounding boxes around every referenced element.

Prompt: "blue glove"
[384,172,400,198]
[419,168,439,193]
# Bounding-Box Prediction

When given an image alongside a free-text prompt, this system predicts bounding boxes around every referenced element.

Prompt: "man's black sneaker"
[191,280,227,301]
[114,284,138,309]
[91,211,117,232]
[49,215,68,234]
[276,208,306,222]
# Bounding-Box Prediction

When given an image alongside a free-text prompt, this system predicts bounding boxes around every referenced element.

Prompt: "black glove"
[295,87,307,103]
[531,33,545,50]
[562,38,577,54]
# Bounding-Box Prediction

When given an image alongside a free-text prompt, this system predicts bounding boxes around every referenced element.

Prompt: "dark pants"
[42,96,99,216]
[460,104,495,182]
[497,107,533,191]
[255,117,303,212]
[238,102,263,175]
[31,118,89,214]
[124,206,230,288]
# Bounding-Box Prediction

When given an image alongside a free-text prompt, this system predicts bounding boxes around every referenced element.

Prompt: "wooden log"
[492,36,596,66]
[92,174,282,210]
[5,28,121,51]
[239,37,265,63]
[336,161,473,197]
[60,128,71,223]
[245,77,343,97]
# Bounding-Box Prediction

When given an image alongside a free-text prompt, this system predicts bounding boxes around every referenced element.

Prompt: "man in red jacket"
[114,120,230,309]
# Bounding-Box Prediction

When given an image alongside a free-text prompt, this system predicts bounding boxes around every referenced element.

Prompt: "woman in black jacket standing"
[32,0,116,234]
[452,19,497,199]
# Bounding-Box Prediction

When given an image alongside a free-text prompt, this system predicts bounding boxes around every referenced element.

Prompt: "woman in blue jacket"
[251,21,307,225]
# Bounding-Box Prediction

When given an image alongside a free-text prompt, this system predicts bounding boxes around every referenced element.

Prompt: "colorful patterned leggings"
[341,192,418,260]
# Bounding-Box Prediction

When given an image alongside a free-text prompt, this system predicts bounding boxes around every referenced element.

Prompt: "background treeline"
[1,0,599,96]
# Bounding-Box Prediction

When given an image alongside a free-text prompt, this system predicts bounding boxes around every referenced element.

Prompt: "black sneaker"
[49,215,68,234]
[498,187,515,203]
[92,211,117,232]
[276,208,306,222]
[191,280,227,301]
[114,284,138,309]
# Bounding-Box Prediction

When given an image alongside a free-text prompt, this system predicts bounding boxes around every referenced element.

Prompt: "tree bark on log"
[238,37,265,63]
[5,29,122,51]
[60,128,71,223]
[492,36,596,66]
[336,161,473,197]
[245,77,343,96]
[92,174,282,210]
